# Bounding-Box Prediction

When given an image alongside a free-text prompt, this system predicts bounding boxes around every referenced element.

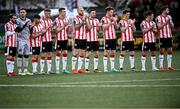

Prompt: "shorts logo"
[33,49,35,52]
[123,46,125,48]
[144,46,147,49]
[43,47,45,50]
[10,50,12,53]
[58,45,60,47]
[87,46,89,49]
[105,44,108,47]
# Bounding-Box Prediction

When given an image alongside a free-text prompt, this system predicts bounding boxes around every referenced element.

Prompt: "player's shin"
[62,53,68,70]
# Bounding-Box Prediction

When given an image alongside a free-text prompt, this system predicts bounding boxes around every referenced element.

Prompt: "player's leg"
[166,38,174,70]
[159,38,165,70]
[5,47,17,76]
[40,52,46,74]
[129,51,135,70]
[77,49,85,73]
[46,42,53,74]
[85,42,91,72]
[151,43,158,70]
[55,41,61,74]
[71,39,79,73]
[61,41,69,73]
[72,48,78,73]
[77,40,86,73]
[93,42,100,72]
[141,43,146,71]
[5,47,16,76]
[141,51,147,71]
[85,50,90,72]
[94,51,100,72]
[62,50,69,73]
[129,41,135,71]
[119,42,126,71]
[167,47,174,70]
[17,41,24,75]
[32,54,38,74]
[103,40,109,72]
[47,51,52,74]
[151,51,158,70]
[109,39,118,72]
[23,43,32,75]
[56,50,61,74]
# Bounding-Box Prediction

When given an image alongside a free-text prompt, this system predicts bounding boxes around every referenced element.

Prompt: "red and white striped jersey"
[86,18,100,42]
[30,24,43,47]
[4,21,17,47]
[101,16,116,40]
[54,17,69,41]
[119,19,134,42]
[74,15,86,40]
[156,15,173,38]
[141,20,156,43]
[40,18,53,42]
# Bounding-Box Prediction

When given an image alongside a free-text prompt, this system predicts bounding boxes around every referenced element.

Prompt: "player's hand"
[130,19,136,25]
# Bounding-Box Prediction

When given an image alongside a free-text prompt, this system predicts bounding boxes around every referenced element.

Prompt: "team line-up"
[4,6,175,76]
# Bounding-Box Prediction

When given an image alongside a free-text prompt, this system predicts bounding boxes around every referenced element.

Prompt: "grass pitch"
[0,51,180,108]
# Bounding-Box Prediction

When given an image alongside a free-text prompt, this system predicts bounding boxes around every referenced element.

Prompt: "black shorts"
[42,41,53,52]
[105,39,117,50]
[4,47,16,57]
[74,39,86,50]
[142,43,156,51]
[56,40,68,51]
[32,47,40,55]
[86,41,99,51]
[121,41,134,51]
[159,38,173,48]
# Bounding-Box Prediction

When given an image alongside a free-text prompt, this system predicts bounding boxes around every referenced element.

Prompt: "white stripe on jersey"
[5,21,17,47]
[30,24,42,47]
[54,17,69,41]
[119,19,133,42]
[141,20,156,43]
[101,16,116,40]
[86,18,99,42]
[156,15,173,38]
[74,16,86,40]
[40,18,53,42]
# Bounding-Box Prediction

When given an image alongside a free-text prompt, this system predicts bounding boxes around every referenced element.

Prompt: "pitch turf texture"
[0,51,180,108]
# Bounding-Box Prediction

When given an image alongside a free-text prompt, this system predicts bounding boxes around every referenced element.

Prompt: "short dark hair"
[145,10,154,17]
[161,5,168,13]
[123,9,130,14]
[105,7,114,13]
[44,8,51,12]
[88,9,96,13]
[9,14,16,19]
[33,14,41,19]
[59,8,65,12]
[20,8,26,12]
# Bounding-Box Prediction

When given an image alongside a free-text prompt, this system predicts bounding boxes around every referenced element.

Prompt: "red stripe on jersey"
[30,24,42,47]
[141,20,156,43]
[157,15,173,38]
[40,18,52,42]
[5,21,17,47]
[74,16,86,40]
[55,17,68,41]
[101,16,116,40]
[119,19,133,42]
[86,18,99,42]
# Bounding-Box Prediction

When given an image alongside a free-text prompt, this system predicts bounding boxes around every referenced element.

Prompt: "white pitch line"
[0,78,180,88]
[47,78,180,85]
[0,84,180,88]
